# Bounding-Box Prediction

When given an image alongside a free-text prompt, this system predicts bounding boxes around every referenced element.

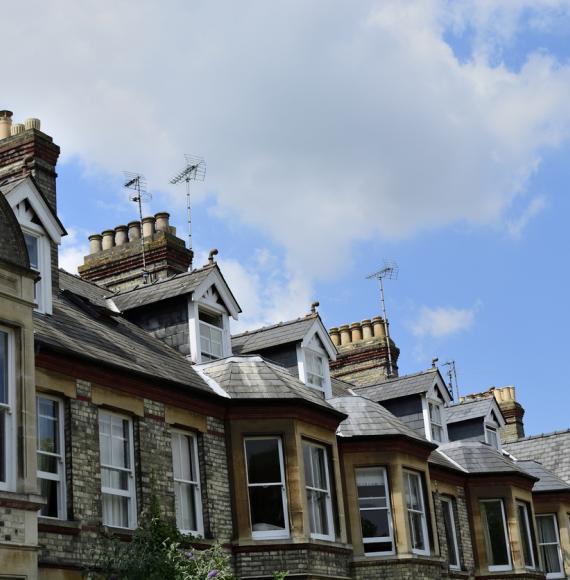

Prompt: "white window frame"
[297,339,332,399]
[404,470,430,556]
[244,436,290,540]
[21,223,52,315]
[356,466,395,556]
[0,328,15,492]
[484,424,501,451]
[303,441,335,541]
[516,501,535,570]
[98,411,137,529]
[480,499,512,572]
[422,394,448,443]
[441,496,460,570]
[37,394,66,519]
[188,299,231,364]
[171,430,203,536]
[536,514,565,579]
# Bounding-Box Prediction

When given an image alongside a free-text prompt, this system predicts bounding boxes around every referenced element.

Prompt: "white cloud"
[3,0,570,289]
[505,195,547,239]
[59,228,89,274]
[411,304,480,339]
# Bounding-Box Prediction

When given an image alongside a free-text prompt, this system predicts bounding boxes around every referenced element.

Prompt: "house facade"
[0,109,568,580]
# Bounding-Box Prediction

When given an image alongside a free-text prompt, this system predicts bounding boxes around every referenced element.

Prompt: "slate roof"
[516,460,570,494]
[428,449,467,473]
[331,377,355,397]
[0,192,29,270]
[59,270,112,308]
[34,273,212,395]
[353,368,441,403]
[231,315,319,355]
[198,356,344,417]
[110,265,217,312]
[329,395,432,445]
[445,398,494,424]
[504,429,570,484]
[437,441,536,479]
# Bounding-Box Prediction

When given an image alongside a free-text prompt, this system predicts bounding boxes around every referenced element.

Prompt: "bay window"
[480,499,512,571]
[171,431,203,535]
[99,411,136,529]
[404,470,430,555]
[37,396,66,519]
[303,441,334,540]
[441,496,460,569]
[356,467,394,555]
[536,514,564,579]
[0,329,14,491]
[516,501,535,569]
[244,436,289,539]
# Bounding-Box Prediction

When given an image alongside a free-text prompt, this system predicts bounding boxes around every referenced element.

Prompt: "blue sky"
[5,1,570,434]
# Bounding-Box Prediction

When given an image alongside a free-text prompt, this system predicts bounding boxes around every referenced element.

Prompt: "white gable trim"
[427,376,452,404]
[486,400,506,428]
[5,178,64,244]
[193,268,240,320]
[300,318,337,361]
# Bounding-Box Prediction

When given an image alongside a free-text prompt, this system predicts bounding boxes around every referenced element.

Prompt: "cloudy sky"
[5,0,570,433]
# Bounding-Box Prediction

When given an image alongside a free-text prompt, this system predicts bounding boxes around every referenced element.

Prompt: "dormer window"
[199,309,224,362]
[298,334,332,398]
[22,225,51,314]
[428,401,444,443]
[485,426,500,451]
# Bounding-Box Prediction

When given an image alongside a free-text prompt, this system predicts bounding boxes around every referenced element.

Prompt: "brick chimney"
[0,111,61,292]
[492,386,525,443]
[328,316,400,387]
[78,212,193,292]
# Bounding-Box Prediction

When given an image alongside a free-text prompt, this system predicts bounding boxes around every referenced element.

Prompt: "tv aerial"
[123,172,151,284]
[170,155,206,258]
[443,360,460,401]
[367,260,399,378]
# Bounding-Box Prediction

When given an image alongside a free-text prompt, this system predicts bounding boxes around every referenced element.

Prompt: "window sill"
[38,517,81,535]
[102,525,136,541]
[233,538,352,554]
[0,490,44,511]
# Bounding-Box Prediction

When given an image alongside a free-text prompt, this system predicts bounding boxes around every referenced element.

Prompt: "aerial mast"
[123,172,151,284]
[367,260,399,378]
[170,155,206,263]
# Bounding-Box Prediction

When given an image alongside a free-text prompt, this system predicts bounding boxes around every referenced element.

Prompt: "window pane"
[39,478,59,518]
[304,444,327,490]
[0,411,5,483]
[38,453,58,474]
[38,399,59,454]
[487,428,499,450]
[307,489,329,536]
[482,501,510,567]
[406,473,422,511]
[246,439,282,484]
[409,511,426,551]
[175,481,198,532]
[538,515,557,543]
[249,485,286,532]
[517,504,534,568]
[537,516,563,574]
[0,332,7,405]
[361,509,390,539]
[442,500,459,568]
[173,433,195,482]
[102,494,129,528]
[24,234,39,270]
[102,467,129,491]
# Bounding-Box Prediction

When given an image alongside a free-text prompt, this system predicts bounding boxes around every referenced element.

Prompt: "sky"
[4,0,570,434]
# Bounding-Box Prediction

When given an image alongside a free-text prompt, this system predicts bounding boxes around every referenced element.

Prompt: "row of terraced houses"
[0,109,568,580]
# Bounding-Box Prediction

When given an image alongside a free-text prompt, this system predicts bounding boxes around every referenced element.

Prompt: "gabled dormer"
[351,367,452,443]
[110,262,241,363]
[232,313,337,398]
[1,176,66,314]
[446,396,506,451]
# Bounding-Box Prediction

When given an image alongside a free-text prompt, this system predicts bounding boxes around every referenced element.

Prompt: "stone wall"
[351,558,445,580]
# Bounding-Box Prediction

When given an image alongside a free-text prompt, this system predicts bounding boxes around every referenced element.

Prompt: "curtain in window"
[172,432,201,533]
[304,443,332,538]
[537,515,563,574]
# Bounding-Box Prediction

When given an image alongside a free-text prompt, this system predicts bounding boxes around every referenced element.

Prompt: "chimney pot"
[114,225,128,246]
[339,324,351,346]
[10,123,25,136]
[88,234,103,254]
[141,216,156,238]
[208,248,219,265]
[128,221,141,241]
[361,319,373,340]
[0,110,13,140]
[101,229,115,250]
[329,327,340,346]
[350,322,363,342]
[154,212,170,233]
[24,118,41,131]
[371,316,386,338]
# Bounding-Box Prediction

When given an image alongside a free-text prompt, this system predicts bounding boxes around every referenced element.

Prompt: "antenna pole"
[185,176,192,252]
[135,180,148,281]
[378,276,394,377]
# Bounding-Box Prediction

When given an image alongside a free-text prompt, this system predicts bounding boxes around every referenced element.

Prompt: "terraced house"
[0,110,568,580]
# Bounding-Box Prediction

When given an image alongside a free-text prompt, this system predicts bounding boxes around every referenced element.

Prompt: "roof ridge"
[353,367,437,389]
[507,428,570,443]
[232,313,317,339]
